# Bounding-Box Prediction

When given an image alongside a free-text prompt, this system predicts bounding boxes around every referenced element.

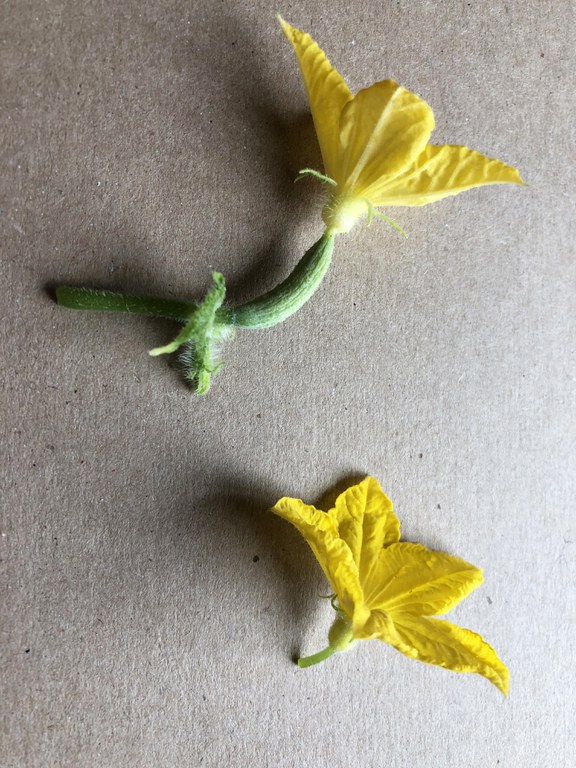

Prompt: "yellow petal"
[272,497,368,625]
[328,477,400,586]
[381,613,509,695]
[336,80,434,192]
[352,607,402,641]
[363,542,483,616]
[368,144,525,206]
[279,17,352,180]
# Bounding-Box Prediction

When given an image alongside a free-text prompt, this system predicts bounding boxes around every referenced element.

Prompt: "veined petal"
[328,477,400,586]
[353,607,402,641]
[279,17,352,180]
[337,80,434,192]
[383,613,509,695]
[363,542,483,616]
[368,144,525,206]
[272,497,368,624]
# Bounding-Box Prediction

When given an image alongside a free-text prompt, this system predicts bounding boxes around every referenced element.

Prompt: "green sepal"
[296,168,337,187]
[149,272,228,394]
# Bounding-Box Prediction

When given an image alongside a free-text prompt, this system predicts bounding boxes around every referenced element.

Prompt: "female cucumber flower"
[279,17,525,234]
[54,19,524,393]
[272,476,509,694]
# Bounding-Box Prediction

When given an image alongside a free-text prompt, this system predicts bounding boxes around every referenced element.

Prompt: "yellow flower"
[272,476,509,694]
[279,17,524,234]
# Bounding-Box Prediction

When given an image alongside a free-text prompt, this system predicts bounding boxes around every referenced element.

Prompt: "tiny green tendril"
[296,168,337,186]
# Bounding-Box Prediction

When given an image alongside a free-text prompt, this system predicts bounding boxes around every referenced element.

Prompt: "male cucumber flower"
[279,17,524,234]
[272,476,508,694]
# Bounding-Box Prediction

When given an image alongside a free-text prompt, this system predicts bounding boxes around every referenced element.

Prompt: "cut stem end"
[297,646,335,668]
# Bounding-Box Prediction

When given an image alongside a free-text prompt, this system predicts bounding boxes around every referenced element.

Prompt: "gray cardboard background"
[1,1,575,766]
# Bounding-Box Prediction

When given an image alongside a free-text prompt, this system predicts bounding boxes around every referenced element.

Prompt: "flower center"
[322,191,368,234]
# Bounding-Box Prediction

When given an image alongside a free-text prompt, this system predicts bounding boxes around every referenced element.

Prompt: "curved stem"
[55,231,336,330]
[297,646,335,668]
[55,231,336,393]
[218,231,335,329]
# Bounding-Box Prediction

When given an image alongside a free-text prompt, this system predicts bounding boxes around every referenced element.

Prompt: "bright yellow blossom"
[280,17,524,234]
[272,476,509,694]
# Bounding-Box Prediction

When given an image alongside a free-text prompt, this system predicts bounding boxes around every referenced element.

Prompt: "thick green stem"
[217,230,335,329]
[297,646,335,668]
[55,231,335,330]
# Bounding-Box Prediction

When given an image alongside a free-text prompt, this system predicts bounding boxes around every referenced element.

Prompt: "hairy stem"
[218,231,334,328]
[55,231,335,331]
[55,286,195,321]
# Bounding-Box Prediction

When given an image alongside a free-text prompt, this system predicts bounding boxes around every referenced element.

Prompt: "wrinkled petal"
[382,613,509,695]
[368,144,525,206]
[279,17,352,180]
[337,80,434,192]
[352,607,401,641]
[272,497,368,625]
[328,476,400,586]
[363,542,483,616]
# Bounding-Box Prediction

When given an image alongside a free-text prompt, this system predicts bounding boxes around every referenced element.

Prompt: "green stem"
[297,646,335,668]
[55,230,336,393]
[55,286,195,321]
[218,231,334,329]
[55,231,335,330]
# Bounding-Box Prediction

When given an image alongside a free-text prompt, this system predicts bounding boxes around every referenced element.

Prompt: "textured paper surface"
[1,1,575,766]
